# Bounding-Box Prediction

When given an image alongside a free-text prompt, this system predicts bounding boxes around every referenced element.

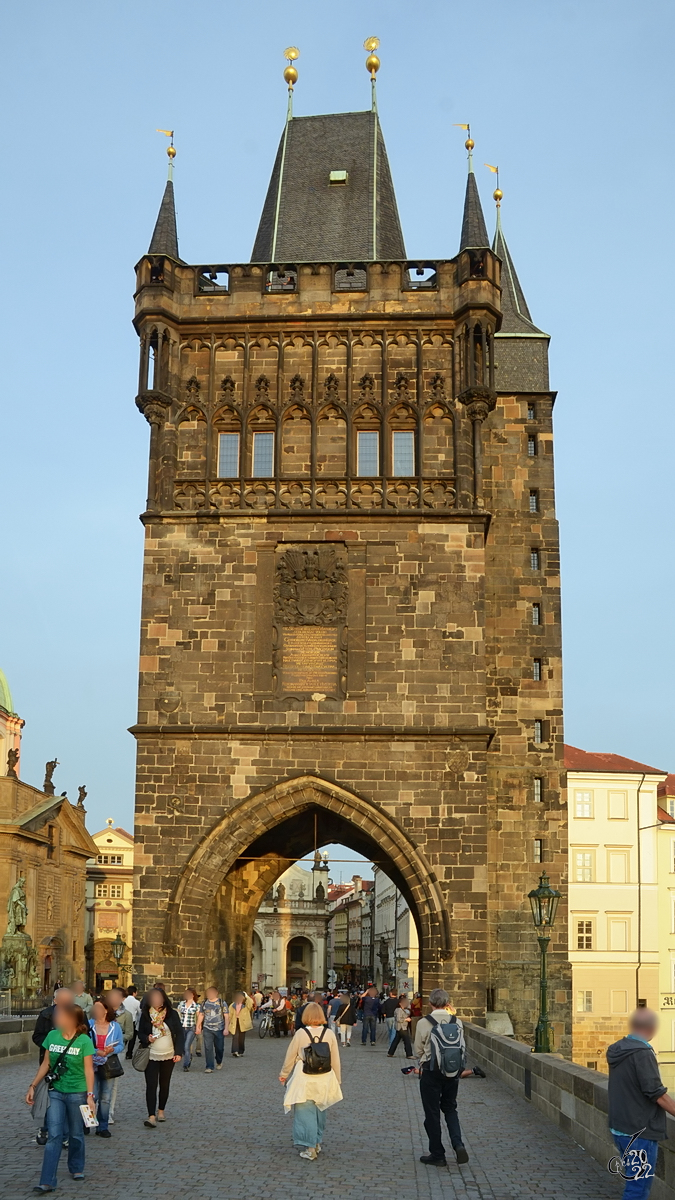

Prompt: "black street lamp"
[111,933,126,975]
[528,871,562,1054]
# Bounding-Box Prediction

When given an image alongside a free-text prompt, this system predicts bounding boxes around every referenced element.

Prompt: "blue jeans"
[94,1068,114,1132]
[612,1134,658,1200]
[182,1027,196,1068]
[40,1090,86,1187]
[385,1016,396,1045]
[292,1100,327,1148]
[202,1027,224,1069]
[361,1014,377,1043]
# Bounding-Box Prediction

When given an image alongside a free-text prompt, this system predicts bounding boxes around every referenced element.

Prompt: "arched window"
[214,407,241,478]
[248,406,276,477]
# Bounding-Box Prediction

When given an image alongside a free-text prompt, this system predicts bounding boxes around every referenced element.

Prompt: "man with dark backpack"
[413,988,469,1167]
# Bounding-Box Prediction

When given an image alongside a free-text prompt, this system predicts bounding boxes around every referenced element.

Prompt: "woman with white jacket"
[278,1002,342,1161]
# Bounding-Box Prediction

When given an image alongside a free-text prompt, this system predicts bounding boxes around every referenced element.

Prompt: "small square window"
[576,990,593,1013]
[529,490,539,512]
[95,884,108,899]
[533,659,542,681]
[577,919,593,949]
[575,791,593,819]
[527,403,536,420]
[530,548,540,570]
[533,838,543,862]
[533,719,543,744]
[527,435,537,457]
[586,1061,597,1070]
[532,603,541,626]
[668,798,675,818]
[534,777,543,803]
[109,884,123,899]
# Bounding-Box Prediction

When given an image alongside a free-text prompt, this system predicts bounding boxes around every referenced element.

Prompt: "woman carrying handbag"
[137,987,184,1127]
[88,998,124,1137]
[26,1003,96,1193]
[278,1002,342,1161]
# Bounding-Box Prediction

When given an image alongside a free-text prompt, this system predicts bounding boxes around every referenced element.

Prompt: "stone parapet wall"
[465,1022,675,1199]
[0,1017,36,1061]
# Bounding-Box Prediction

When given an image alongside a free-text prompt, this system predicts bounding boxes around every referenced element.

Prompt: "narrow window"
[218,432,240,478]
[575,852,594,882]
[575,791,593,818]
[529,490,539,512]
[533,777,543,803]
[72,940,77,962]
[357,430,380,476]
[527,402,536,420]
[392,430,415,476]
[527,435,537,457]
[533,719,543,743]
[252,431,274,477]
[586,1061,597,1070]
[668,798,675,819]
[532,603,541,626]
[576,990,593,1013]
[533,659,542,681]
[95,884,108,899]
[577,919,593,949]
[530,548,540,570]
[533,838,543,862]
[148,344,157,389]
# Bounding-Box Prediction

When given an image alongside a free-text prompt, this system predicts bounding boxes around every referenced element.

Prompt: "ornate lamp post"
[528,871,562,1053]
[111,933,126,980]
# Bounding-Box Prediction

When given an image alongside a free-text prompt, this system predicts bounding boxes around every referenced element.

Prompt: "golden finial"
[283,46,299,88]
[364,36,380,79]
[485,163,501,205]
[157,130,175,178]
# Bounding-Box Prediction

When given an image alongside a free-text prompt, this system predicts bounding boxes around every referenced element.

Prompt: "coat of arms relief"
[273,546,348,626]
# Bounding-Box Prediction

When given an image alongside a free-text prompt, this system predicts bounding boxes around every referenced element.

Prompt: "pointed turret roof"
[492,215,544,334]
[148,179,180,260]
[459,169,489,252]
[252,111,405,262]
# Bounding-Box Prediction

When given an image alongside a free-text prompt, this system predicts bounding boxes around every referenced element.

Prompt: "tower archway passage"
[159,776,448,1000]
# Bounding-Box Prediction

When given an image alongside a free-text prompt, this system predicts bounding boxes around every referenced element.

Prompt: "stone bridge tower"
[130,64,569,1048]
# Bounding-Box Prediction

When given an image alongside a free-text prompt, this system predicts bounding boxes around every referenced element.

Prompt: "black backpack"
[302,1026,331,1075]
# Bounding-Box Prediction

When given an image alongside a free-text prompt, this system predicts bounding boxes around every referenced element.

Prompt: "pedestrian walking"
[71,981,94,1016]
[272,990,290,1037]
[177,988,200,1070]
[278,1001,343,1161]
[31,988,74,1146]
[360,986,381,1045]
[138,987,184,1127]
[26,1002,96,1192]
[607,1007,675,1199]
[123,985,141,1060]
[382,988,399,1047]
[196,985,229,1071]
[388,995,415,1059]
[410,992,423,1039]
[106,988,133,1124]
[88,998,124,1138]
[293,990,310,1031]
[334,991,356,1046]
[414,988,469,1166]
[228,990,254,1056]
[327,991,342,1032]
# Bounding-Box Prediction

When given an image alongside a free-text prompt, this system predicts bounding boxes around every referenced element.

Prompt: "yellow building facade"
[657,775,675,1089]
[85,820,134,992]
[567,745,667,1071]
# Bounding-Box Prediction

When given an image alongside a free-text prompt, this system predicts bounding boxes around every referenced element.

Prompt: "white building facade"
[251,854,329,991]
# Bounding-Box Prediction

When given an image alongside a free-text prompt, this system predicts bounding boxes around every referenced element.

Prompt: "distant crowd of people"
[23,977,675,1196]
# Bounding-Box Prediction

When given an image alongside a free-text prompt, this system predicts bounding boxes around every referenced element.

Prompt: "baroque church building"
[130,52,569,1049]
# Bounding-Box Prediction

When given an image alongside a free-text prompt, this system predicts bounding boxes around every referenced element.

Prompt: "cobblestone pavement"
[2,1024,620,1199]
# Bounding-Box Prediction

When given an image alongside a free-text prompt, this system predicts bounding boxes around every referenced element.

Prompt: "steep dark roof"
[459,171,489,251]
[251,111,405,262]
[148,179,179,259]
[492,218,543,334]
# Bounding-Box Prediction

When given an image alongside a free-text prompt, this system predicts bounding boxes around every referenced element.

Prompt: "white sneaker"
[216,1063,223,1070]
[205,1068,213,1073]
[109,1118,115,1124]
[315,1143,322,1154]
[299,1148,317,1161]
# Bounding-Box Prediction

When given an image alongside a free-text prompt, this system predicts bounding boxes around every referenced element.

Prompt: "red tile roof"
[564,744,667,775]
[658,807,675,824]
[658,775,675,799]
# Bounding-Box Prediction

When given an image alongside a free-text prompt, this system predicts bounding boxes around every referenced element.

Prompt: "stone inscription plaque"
[282,626,339,693]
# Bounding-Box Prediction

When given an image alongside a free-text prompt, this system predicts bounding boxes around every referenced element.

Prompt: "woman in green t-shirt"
[26,1003,95,1193]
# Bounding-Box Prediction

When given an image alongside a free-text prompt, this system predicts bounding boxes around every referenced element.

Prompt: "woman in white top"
[279,1002,342,1161]
[137,988,184,1128]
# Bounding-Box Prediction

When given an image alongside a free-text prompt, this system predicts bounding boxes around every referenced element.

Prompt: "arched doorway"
[286,936,314,991]
[162,775,449,999]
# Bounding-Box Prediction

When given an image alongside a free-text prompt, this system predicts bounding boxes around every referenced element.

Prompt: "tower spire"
[148,132,179,259]
[488,175,543,334]
[364,37,381,258]
[457,126,489,252]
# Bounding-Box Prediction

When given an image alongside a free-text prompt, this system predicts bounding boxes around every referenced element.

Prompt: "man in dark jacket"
[607,1008,675,1198]
[360,987,381,1045]
[31,987,73,1144]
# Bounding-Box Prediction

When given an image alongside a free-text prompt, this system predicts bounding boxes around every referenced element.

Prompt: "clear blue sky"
[1,0,673,837]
